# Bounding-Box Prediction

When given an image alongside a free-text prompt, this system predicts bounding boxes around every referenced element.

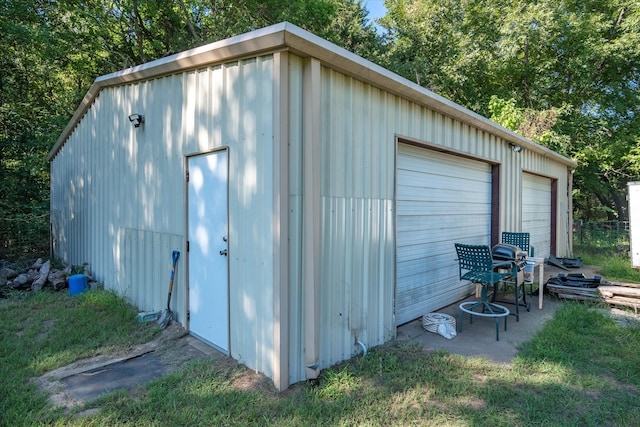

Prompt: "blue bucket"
[69,274,88,296]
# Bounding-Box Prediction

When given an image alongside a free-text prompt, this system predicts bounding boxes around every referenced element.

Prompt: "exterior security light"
[510,143,523,153]
[128,113,145,128]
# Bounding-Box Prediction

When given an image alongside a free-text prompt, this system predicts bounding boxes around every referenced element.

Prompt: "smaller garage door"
[396,144,492,325]
[522,173,552,259]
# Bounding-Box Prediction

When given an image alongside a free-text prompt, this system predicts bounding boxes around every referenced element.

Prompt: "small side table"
[525,257,545,309]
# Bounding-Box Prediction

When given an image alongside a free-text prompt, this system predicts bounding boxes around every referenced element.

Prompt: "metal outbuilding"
[48,22,577,390]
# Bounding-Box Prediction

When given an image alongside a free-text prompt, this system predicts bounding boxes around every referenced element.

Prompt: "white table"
[525,257,545,309]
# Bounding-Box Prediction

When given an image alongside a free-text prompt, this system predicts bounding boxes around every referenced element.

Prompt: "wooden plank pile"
[598,282,640,315]
[545,274,603,302]
[545,274,640,314]
[545,282,600,301]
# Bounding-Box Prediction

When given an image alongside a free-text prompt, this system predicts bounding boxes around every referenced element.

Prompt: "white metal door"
[396,144,492,325]
[522,173,551,259]
[188,149,229,353]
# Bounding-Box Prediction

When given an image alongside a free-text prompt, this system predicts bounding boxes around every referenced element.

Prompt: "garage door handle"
[219,249,228,256]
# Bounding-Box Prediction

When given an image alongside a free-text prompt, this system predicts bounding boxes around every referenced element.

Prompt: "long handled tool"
[157,250,180,329]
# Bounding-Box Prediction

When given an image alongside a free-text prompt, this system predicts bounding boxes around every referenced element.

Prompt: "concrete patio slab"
[396,262,599,363]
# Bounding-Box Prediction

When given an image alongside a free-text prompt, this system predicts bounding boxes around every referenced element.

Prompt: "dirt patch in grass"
[33,322,273,414]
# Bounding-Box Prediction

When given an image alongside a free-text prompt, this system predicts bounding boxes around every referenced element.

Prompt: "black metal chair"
[454,243,511,340]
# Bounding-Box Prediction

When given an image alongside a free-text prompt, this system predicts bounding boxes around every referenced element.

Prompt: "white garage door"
[396,144,492,325]
[522,173,552,259]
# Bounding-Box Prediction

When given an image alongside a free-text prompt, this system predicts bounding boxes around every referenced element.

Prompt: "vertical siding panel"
[312,68,396,376]
[369,87,383,198]
[360,85,372,197]
[287,55,305,383]
[94,92,103,282]
[183,71,198,154]
[67,124,75,261]
[259,56,275,376]
[114,85,128,292]
[225,57,274,377]
[196,68,210,151]
[210,66,223,147]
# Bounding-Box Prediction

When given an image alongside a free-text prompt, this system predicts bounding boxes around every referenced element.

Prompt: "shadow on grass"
[79,304,640,426]
[4,291,640,426]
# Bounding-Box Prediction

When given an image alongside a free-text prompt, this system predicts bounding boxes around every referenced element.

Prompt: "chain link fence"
[573,220,630,251]
[0,213,50,261]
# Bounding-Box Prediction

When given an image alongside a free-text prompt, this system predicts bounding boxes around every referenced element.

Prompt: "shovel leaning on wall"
[157,250,180,329]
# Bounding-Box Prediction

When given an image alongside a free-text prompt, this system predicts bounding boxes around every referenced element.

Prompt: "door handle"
[219,249,228,256]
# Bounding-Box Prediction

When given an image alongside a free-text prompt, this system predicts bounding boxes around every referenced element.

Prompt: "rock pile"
[0,258,98,295]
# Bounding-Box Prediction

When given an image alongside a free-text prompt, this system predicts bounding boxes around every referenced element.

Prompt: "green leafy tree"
[0,0,381,259]
[0,0,74,258]
[379,0,640,222]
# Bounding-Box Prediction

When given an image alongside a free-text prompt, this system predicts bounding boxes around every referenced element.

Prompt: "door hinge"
[187,311,190,321]
[186,241,189,252]
[186,170,189,182]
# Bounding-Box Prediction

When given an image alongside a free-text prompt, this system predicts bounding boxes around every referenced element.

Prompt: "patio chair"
[454,243,511,340]
[501,231,535,295]
[501,231,534,257]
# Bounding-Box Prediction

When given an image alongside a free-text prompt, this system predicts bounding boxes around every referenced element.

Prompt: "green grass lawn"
[1,266,640,425]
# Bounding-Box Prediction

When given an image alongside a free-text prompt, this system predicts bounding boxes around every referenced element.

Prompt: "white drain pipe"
[355,339,367,357]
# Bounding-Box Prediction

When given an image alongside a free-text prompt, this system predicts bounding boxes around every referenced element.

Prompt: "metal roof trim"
[48,22,576,168]
[47,23,290,160]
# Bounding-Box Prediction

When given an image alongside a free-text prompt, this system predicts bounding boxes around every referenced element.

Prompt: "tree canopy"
[0,0,380,258]
[378,0,640,221]
[1,0,638,258]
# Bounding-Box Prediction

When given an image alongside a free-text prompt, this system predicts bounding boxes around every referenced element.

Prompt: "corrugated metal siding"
[396,144,492,324]
[290,60,398,382]
[229,57,275,375]
[181,58,276,374]
[287,64,573,383]
[120,228,184,313]
[51,55,277,380]
[287,56,305,383]
[51,73,188,320]
[522,157,571,257]
[522,173,552,258]
[322,73,395,198]
[319,197,394,366]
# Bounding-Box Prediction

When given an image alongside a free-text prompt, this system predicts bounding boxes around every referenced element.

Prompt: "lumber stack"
[598,282,640,314]
[545,274,603,302]
[545,281,600,301]
[545,275,640,314]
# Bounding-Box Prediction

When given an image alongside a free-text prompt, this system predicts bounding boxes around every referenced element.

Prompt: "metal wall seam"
[272,50,291,391]
[302,57,322,380]
[286,55,305,384]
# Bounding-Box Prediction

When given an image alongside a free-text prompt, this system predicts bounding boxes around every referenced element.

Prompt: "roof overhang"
[48,22,577,168]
